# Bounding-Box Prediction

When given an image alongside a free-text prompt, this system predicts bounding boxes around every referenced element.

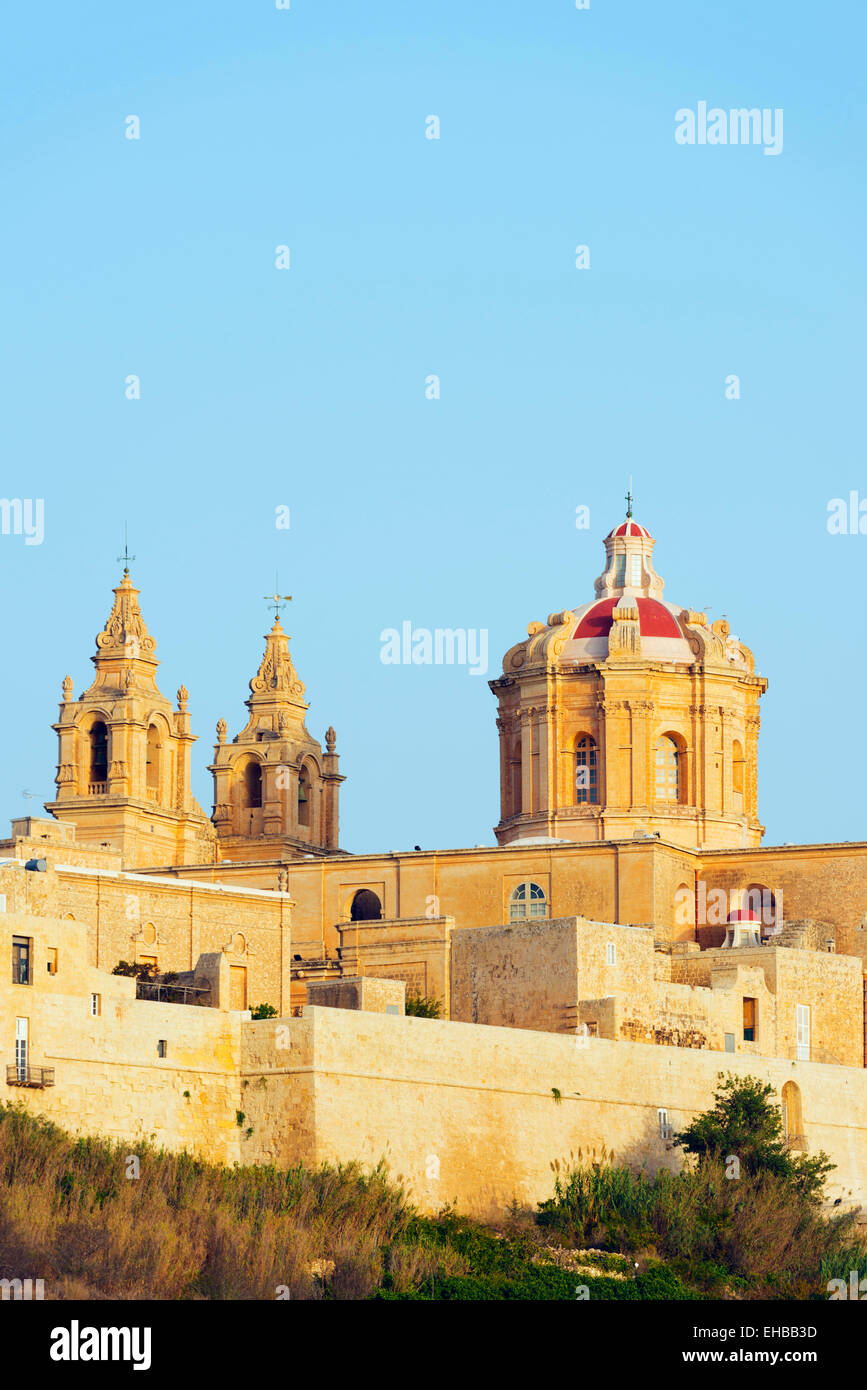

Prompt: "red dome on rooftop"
[606,519,652,539]
[727,909,763,924]
[573,597,682,641]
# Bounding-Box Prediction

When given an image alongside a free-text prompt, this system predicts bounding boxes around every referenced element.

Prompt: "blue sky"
[1,1,864,853]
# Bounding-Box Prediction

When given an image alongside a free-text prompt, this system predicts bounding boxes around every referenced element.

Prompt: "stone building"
[2,504,867,1219]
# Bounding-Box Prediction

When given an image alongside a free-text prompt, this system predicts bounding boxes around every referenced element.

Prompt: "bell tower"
[209,600,344,861]
[46,567,216,868]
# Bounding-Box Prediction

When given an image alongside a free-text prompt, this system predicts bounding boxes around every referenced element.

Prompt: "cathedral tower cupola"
[209,596,344,861]
[45,566,216,868]
[595,516,664,601]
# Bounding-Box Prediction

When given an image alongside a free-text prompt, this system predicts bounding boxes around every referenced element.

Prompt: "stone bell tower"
[490,505,767,851]
[209,603,344,861]
[45,567,216,868]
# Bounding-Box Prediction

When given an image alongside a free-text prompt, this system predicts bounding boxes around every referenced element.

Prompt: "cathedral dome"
[491,499,767,852]
[566,594,693,663]
[574,597,681,640]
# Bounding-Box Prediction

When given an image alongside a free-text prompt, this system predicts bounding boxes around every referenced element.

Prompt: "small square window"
[605,943,616,966]
[157,1040,167,1059]
[47,949,58,975]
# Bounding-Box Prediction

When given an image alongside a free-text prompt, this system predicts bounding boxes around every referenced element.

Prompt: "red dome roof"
[727,910,763,923]
[573,598,682,640]
[606,519,652,539]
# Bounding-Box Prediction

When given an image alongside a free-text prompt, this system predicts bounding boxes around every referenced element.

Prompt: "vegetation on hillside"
[0,1076,862,1300]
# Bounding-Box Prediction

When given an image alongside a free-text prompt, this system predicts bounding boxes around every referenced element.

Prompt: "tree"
[674,1073,833,1203]
[111,960,158,982]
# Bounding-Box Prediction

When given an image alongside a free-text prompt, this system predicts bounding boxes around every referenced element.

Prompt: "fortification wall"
[238,1007,867,1219]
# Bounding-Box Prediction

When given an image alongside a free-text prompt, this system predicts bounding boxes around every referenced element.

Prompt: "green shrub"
[405,995,443,1019]
[250,1003,278,1020]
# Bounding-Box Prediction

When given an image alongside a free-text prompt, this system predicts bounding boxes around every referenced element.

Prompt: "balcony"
[135,981,211,1007]
[6,1065,55,1088]
[88,782,107,795]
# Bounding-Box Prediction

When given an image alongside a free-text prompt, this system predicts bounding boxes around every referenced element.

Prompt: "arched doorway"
[350,889,382,922]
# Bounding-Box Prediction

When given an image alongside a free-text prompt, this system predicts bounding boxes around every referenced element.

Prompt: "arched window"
[655,735,682,803]
[509,881,547,922]
[242,761,262,809]
[732,738,744,795]
[350,889,382,922]
[146,725,161,793]
[781,1081,804,1149]
[298,766,311,827]
[575,735,598,804]
[89,721,108,785]
[745,884,776,929]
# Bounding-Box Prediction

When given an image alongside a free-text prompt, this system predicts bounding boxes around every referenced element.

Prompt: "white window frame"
[508,881,548,923]
[796,1004,810,1061]
[15,1017,28,1080]
[605,942,616,966]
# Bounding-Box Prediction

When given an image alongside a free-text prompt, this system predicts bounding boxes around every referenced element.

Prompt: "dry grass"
[0,1104,421,1299]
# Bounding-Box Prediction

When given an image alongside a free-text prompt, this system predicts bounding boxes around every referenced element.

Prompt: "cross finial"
[625,475,633,519]
[264,574,292,620]
[117,523,135,573]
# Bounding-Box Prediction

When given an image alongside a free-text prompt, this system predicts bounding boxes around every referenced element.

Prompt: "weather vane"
[117,523,135,572]
[264,575,292,620]
[625,475,633,519]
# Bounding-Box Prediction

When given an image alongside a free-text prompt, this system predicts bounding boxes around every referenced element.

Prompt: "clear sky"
[1,1,864,853]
